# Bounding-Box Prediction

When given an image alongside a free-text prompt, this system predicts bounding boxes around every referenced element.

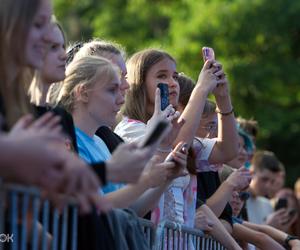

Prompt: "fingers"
[11,114,34,132]
[214,69,225,78]
[163,105,175,119]
[212,62,222,69]
[154,88,161,114]
[75,193,91,214]
[173,141,188,153]
[92,194,112,213]
[172,152,186,165]
[30,112,56,128]
[203,59,214,70]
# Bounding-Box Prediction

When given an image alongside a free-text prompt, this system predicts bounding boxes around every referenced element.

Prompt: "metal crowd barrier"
[0,183,77,250]
[0,182,227,250]
[139,218,156,248]
[139,219,227,250]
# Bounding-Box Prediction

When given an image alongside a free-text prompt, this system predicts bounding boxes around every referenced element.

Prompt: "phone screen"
[202,47,215,62]
[157,83,169,110]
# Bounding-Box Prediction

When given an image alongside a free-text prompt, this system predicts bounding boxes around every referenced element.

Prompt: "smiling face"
[41,25,66,84]
[145,57,179,113]
[25,0,52,69]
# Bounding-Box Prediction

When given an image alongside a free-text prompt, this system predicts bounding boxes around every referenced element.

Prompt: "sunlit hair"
[122,48,176,123]
[0,0,42,127]
[178,73,195,107]
[74,39,126,62]
[28,16,66,105]
[49,39,125,107]
[251,150,281,173]
[57,56,119,113]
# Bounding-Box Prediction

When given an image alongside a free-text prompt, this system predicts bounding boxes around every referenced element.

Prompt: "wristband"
[284,235,299,249]
[216,107,234,116]
[91,162,107,185]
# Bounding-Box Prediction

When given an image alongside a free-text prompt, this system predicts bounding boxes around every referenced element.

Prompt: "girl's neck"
[35,80,50,107]
[72,108,101,138]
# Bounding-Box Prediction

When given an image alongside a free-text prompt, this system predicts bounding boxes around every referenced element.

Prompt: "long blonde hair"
[0,0,41,127]
[122,49,176,123]
[57,55,119,113]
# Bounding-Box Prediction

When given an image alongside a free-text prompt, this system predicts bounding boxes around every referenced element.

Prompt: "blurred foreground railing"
[0,182,77,250]
[1,183,226,250]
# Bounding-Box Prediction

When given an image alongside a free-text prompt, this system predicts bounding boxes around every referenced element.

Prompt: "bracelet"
[92,162,107,186]
[216,107,234,116]
[157,147,172,153]
[284,235,299,249]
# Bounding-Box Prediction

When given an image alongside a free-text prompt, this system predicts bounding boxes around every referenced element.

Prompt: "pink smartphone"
[202,47,215,62]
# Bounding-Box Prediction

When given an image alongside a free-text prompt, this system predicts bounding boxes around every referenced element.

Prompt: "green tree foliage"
[54,0,300,185]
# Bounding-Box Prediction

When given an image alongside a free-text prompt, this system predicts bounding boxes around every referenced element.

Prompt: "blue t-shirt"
[75,127,123,193]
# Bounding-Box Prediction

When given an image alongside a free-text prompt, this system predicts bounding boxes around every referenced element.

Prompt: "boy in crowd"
[247,150,287,227]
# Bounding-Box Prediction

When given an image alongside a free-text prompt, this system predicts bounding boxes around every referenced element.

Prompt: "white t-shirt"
[246,196,274,224]
[114,116,146,143]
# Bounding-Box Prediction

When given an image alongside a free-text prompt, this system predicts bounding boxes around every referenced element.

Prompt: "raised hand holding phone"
[202,46,229,96]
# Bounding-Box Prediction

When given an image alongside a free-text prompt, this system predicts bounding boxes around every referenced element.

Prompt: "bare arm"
[199,204,242,250]
[206,167,251,217]
[232,223,285,250]
[206,181,235,217]
[208,78,238,164]
[174,60,221,148]
[242,221,300,249]
[130,181,171,217]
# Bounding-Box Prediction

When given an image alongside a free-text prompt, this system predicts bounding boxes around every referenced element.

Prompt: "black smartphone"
[288,209,297,217]
[275,198,288,211]
[140,120,169,148]
[157,83,169,111]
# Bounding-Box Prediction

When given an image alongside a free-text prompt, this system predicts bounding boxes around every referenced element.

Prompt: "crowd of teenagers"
[1,0,300,249]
